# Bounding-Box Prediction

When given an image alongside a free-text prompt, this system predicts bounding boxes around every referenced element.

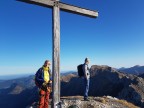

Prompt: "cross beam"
[18,0,98,18]
[17,0,98,108]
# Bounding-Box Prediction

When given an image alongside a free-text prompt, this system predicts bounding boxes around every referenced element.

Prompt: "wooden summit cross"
[18,0,98,107]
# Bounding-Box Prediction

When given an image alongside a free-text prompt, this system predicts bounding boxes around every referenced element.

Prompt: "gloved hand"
[47,87,52,93]
[48,80,52,87]
[41,82,47,91]
[42,82,47,86]
[49,80,52,83]
[47,80,52,93]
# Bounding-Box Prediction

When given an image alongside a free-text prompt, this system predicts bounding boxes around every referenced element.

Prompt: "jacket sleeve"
[82,64,87,77]
[83,64,90,79]
[36,68,44,84]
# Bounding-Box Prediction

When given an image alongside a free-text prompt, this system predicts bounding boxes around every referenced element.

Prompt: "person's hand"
[47,87,52,93]
[49,80,52,83]
[41,82,47,91]
[48,80,52,87]
[42,82,47,86]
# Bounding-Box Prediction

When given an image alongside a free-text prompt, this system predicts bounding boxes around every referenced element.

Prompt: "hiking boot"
[84,98,89,101]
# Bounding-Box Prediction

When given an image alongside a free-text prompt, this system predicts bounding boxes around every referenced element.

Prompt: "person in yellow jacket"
[35,60,52,108]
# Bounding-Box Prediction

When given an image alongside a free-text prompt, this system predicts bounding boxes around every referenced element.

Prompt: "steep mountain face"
[0,76,39,108]
[61,65,144,107]
[118,65,144,75]
[139,73,144,78]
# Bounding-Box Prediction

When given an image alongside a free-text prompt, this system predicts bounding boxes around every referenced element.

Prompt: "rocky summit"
[27,96,139,108]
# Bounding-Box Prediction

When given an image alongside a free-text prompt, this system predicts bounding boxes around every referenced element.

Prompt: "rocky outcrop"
[61,65,144,107]
[60,96,139,108]
[118,77,144,107]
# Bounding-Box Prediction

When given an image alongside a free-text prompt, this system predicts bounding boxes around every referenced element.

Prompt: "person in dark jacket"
[35,60,52,108]
[82,58,90,101]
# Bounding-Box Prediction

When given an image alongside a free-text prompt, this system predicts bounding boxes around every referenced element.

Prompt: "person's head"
[85,58,90,64]
[43,60,51,67]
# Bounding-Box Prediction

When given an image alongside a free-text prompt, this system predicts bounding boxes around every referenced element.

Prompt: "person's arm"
[83,64,88,79]
[36,68,44,84]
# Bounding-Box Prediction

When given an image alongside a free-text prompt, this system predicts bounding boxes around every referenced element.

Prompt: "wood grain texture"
[59,2,98,18]
[18,0,98,18]
[17,0,54,8]
[52,2,60,108]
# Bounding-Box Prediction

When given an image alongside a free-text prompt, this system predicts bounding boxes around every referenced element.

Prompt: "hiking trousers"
[38,89,50,108]
[84,78,90,99]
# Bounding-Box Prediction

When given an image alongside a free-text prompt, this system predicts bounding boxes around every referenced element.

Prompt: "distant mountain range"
[0,65,144,108]
[118,65,144,75]
[0,75,38,108]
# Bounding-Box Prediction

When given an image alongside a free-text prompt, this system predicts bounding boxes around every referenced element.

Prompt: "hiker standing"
[83,58,90,101]
[35,60,52,108]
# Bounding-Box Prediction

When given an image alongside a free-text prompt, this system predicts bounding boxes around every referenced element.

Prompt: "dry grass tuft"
[94,97,106,104]
[116,99,139,108]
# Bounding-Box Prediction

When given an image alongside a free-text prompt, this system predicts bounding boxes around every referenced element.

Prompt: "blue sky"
[0,0,144,75]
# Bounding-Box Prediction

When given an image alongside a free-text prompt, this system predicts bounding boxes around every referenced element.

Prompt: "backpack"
[34,68,42,88]
[35,78,40,88]
[77,64,84,77]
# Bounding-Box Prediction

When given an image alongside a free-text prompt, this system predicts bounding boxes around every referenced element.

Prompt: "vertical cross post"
[52,0,60,108]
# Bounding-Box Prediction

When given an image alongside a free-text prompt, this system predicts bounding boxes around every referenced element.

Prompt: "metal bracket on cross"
[54,1,59,7]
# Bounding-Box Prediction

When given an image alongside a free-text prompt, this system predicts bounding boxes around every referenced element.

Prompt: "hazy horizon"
[0,64,143,77]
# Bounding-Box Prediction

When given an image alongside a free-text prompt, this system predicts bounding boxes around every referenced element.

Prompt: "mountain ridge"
[61,65,144,107]
[118,65,144,75]
[0,65,144,107]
